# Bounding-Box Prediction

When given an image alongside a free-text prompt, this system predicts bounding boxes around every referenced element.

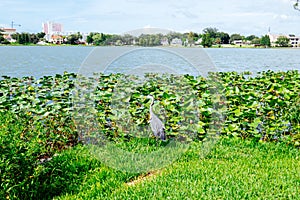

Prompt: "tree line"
[0,31,84,45]
[85,27,292,48]
[0,27,294,47]
[71,27,293,47]
[199,27,293,47]
[85,31,193,46]
[0,31,46,45]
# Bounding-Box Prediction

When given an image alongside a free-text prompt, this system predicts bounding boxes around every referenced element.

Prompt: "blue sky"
[1,0,299,36]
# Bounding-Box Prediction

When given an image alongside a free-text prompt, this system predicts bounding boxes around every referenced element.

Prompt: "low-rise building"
[170,38,182,46]
[288,34,300,47]
[51,35,64,44]
[1,28,17,42]
[1,28,16,35]
[232,40,251,46]
[268,33,300,47]
[232,40,243,45]
[160,37,169,46]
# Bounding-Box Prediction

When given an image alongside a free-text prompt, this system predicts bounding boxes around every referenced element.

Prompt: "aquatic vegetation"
[217,70,299,145]
[0,70,299,147]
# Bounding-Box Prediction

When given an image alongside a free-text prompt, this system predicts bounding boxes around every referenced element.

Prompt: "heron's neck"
[149,99,154,114]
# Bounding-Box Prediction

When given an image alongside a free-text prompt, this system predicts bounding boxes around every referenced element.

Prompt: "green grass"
[1,114,299,199]
[56,138,300,200]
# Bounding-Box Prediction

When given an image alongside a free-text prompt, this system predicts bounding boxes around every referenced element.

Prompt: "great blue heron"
[146,95,166,141]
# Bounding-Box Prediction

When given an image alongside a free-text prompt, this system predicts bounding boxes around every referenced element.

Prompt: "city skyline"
[0,0,299,36]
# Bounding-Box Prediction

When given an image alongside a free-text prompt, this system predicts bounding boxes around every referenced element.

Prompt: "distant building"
[268,32,300,47]
[42,21,63,34]
[1,28,16,35]
[232,40,243,45]
[232,40,251,46]
[160,37,169,46]
[171,38,182,46]
[288,34,300,47]
[63,31,88,44]
[51,35,64,44]
[268,33,284,46]
[42,21,64,42]
[1,28,17,42]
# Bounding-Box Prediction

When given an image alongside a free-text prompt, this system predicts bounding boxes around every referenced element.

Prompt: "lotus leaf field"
[0,70,299,199]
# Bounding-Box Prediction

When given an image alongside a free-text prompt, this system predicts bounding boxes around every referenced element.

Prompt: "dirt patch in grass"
[126,170,161,186]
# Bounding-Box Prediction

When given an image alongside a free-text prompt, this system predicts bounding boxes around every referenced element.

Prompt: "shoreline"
[0,43,299,49]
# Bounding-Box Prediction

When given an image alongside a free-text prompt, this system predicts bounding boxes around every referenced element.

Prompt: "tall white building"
[42,21,64,42]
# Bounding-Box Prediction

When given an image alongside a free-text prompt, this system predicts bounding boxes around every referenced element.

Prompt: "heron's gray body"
[147,95,166,141]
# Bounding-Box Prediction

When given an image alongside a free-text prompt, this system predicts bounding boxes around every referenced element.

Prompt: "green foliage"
[138,34,162,46]
[7,32,42,44]
[201,33,213,47]
[218,70,299,145]
[74,73,210,142]
[214,37,221,45]
[0,70,299,199]
[245,35,257,41]
[203,27,219,38]
[64,32,83,45]
[1,31,45,45]
[86,32,95,44]
[294,0,299,10]
[36,32,46,39]
[251,37,261,45]
[0,38,10,44]
[260,35,271,47]
[187,31,195,46]
[230,33,243,43]
[0,73,78,151]
[0,109,133,200]
[216,32,230,44]
[165,32,184,44]
[92,33,107,45]
[1,70,299,146]
[11,32,41,44]
[59,138,300,199]
[12,33,28,44]
[276,36,290,47]
[0,29,7,44]
[122,34,136,45]
[2,27,248,47]
[0,35,9,44]
[0,117,103,200]
[201,28,230,45]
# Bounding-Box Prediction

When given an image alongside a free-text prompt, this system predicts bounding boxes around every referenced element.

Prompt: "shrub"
[0,112,90,199]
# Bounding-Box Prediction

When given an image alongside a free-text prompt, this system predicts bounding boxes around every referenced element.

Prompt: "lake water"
[0,46,299,78]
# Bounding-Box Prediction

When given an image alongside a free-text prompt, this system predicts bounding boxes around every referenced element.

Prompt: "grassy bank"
[58,138,300,200]
[1,113,299,200]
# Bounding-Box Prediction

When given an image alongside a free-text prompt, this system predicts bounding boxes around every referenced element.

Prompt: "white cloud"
[226,12,274,17]
[273,14,290,20]
[278,0,294,4]
[280,14,289,19]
